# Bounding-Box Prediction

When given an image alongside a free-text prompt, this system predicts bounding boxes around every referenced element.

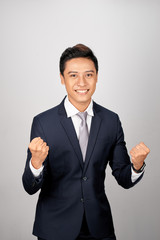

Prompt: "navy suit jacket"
[22,97,142,240]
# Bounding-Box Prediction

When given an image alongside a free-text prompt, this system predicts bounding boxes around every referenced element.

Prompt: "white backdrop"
[1,0,160,239]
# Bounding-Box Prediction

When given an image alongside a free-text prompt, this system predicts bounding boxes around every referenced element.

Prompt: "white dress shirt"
[30,96,143,182]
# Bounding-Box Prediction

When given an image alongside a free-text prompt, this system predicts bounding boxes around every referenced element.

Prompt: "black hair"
[59,44,98,76]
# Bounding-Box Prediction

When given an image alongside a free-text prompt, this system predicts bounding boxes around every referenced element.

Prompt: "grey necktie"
[77,112,89,161]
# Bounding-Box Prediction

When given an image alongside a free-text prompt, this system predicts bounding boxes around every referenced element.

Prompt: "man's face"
[60,57,98,110]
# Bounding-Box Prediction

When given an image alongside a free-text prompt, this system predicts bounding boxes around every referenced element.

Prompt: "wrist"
[132,163,143,170]
[31,158,43,169]
[131,162,146,173]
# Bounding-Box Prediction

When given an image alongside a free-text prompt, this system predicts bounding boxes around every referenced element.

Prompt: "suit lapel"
[58,98,102,173]
[58,98,84,169]
[83,106,102,174]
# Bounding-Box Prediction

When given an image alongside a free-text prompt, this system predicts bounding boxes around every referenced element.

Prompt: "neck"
[68,97,91,112]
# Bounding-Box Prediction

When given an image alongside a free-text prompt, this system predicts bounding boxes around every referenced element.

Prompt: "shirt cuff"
[29,159,44,177]
[131,167,144,183]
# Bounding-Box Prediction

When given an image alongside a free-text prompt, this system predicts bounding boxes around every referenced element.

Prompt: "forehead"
[64,58,96,72]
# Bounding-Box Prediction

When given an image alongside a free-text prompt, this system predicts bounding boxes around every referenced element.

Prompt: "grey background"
[1,0,160,239]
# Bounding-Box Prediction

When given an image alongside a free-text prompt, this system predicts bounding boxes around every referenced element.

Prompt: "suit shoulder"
[93,101,119,119]
[34,104,59,121]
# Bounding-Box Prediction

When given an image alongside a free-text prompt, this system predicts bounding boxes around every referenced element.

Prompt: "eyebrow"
[67,70,95,74]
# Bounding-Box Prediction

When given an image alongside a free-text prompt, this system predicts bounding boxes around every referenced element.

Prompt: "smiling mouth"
[75,89,89,93]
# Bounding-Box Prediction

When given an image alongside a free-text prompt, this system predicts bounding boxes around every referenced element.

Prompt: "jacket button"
[81,198,84,202]
[32,181,36,187]
[82,176,87,181]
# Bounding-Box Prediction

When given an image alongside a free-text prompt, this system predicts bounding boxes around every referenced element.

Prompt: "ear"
[60,73,65,85]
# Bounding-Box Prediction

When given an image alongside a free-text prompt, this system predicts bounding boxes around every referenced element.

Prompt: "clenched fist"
[29,137,49,169]
[130,142,150,171]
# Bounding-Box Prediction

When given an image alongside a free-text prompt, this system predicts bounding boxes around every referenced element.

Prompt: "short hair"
[59,44,98,76]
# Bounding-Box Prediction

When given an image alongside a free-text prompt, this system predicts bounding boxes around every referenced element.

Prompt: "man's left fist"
[130,142,150,171]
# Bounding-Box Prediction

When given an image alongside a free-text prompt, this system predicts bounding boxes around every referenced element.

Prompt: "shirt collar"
[64,96,94,118]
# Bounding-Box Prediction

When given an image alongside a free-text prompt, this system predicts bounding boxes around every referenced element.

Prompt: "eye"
[70,74,77,78]
[86,73,93,78]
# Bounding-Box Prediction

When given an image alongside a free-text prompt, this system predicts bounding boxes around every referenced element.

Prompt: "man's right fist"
[29,137,49,169]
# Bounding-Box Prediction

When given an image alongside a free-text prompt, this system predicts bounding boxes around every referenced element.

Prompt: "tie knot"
[77,111,87,122]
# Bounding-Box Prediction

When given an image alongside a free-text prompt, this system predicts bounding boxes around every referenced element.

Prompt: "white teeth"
[76,90,88,93]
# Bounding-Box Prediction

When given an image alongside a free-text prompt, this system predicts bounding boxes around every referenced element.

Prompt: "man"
[22,44,150,240]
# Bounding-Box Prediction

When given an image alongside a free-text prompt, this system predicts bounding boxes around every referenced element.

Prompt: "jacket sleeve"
[109,115,143,189]
[22,116,48,195]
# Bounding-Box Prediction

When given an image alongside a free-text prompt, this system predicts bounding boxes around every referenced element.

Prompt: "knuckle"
[146,147,150,153]
[29,145,34,151]
[36,146,41,151]
[38,141,43,146]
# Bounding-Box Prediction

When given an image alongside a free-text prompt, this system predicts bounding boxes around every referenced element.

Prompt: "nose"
[77,75,86,86]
